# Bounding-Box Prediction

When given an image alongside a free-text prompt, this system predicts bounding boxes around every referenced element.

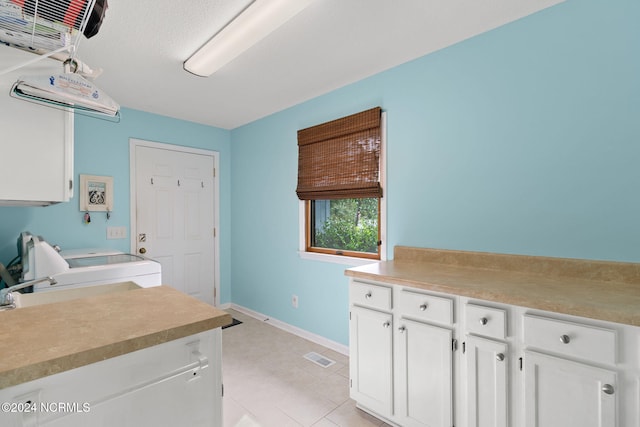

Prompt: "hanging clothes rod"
[0,45,71,77]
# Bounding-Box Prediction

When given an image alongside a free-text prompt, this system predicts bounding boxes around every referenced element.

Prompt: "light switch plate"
[106,226,127,239]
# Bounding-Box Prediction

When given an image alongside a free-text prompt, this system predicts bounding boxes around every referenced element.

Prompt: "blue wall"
[230,0,640,345]
[1,0,637,347]
[0,108,233,303]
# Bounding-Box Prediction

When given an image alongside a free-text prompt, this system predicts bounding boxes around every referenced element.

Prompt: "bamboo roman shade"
[296,107,383,200]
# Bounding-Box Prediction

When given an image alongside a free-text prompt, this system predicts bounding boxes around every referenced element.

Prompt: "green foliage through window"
[311,198,379,254]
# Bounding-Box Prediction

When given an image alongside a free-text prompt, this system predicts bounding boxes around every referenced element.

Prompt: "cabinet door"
[0,44,74,205]
[395,318,453,427]
[350,306,393,417]
[466,335,508,427]
[0,330,222,427]
[40,366,217,427]
[524,351,616,427]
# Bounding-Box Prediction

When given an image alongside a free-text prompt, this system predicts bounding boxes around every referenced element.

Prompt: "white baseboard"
[224,303,349,356]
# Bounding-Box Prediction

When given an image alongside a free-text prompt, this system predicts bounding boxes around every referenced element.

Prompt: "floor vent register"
[303,352,335,368]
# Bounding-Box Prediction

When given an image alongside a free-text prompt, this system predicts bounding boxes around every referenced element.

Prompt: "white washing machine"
[19,232,161,292]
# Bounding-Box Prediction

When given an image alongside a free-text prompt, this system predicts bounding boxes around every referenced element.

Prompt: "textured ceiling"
[68,0,563,129]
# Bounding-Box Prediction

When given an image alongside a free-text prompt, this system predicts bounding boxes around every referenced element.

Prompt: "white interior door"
[132,141,217,305]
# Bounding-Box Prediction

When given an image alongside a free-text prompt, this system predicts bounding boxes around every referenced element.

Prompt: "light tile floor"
[222,309,391,427]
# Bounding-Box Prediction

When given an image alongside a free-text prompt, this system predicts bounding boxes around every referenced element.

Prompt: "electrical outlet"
[106,226,127,239]
[292,294,299,308]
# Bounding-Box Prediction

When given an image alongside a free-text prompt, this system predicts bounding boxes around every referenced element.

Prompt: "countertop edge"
[345,259,640,327]
[0,287,232,389]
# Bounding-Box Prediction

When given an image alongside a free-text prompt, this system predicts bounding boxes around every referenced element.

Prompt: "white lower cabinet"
[465,335,508,427]
[349,280,455,427]
[349,278,639,427]
[522,313,619,427]
[0,329,223,427]
[395,318,453,427]
[349,305,393,416]
[523,351,616,427]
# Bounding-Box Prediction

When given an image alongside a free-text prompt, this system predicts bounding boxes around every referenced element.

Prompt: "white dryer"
[20,232,161,292]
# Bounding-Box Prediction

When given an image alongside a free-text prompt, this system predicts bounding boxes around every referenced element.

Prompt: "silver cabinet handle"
[479,317,489,326]
[398,326,406,333]
[560,334,571,344]
[365,291,372,299]
[602,384,615,395]
[383,321,390,328]
[419,303,428,311]
[496,353,505,362]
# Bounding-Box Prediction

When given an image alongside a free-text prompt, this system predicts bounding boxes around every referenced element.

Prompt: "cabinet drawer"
[465,304,507,340]
[523,314,617,365]
[397,289,453,326]
[350,281,392,311]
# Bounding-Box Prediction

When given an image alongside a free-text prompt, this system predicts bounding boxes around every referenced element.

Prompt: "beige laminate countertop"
[345,247,640,327]
[0,286,232,389]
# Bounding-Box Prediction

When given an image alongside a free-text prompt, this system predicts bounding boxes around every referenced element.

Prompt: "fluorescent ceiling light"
[184,0,316,77]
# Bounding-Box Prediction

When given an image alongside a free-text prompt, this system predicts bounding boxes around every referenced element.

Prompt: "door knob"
[602,384,615,395]
[139,247,147,254]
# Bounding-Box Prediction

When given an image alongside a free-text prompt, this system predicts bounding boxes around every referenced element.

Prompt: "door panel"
[396,318,453,427]
[466,335,508,427]
[184,253,201,296]
[524,351,616,427]
[349,305,393,417]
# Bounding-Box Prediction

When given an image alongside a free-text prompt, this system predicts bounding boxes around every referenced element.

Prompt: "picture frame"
[79,174,113,212]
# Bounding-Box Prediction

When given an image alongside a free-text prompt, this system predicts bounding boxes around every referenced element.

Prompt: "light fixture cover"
[184,0,316,77]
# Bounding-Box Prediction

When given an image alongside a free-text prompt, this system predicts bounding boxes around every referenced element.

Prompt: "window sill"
[297,251,380,266]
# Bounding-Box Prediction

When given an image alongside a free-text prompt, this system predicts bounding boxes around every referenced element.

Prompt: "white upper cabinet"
[0,44,74,206]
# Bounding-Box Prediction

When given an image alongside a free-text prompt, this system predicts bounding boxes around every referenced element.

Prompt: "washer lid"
[66,254,148,268]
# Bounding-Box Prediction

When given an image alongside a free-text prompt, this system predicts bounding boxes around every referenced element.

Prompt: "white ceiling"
[74,0,563,130]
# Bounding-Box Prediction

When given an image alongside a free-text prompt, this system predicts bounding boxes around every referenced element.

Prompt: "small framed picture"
[79,174,113,212]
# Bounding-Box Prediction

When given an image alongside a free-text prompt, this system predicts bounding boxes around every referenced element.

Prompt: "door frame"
[129,138,220,306]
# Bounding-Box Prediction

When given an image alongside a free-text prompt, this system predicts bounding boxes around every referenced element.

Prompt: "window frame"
[305,198,382,260]
[298,112,387,265]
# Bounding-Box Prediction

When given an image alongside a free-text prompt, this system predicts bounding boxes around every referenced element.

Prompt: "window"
[296,107,384,260]
[307,198,380,259]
